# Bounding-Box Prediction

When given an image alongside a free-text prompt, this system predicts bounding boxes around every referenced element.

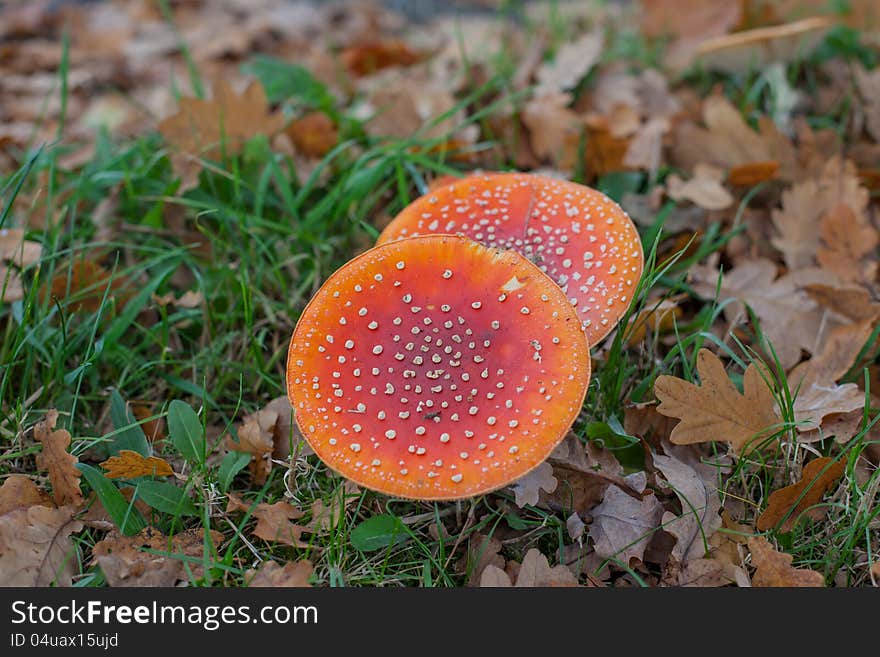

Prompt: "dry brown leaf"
[464,533,505,586]
[626,299,682,345]
[654,451,723,563]
[533,31,603,96]
[816,203,878,286]
[100,449,174,479]
[854,65,880,142]
[588,472,664,566]
[225,396,300,485]
[34,410,83,507]
[245,559,314,587]
[0,504,83,586]
[285,112,338,158]
[747,536,824,586]
[158,80,285,189]
[728,160,779,186]
[480,548,578,587]
[308,480,359,534]
[804,284,880,323]
[771,157,870,270]
[640,0,741,70]
[92,527,222,587]
[584,114,631,177]
[46,260,133,313]
[342,40,424,77]
[226,493,308,548]
[654,349,781,452]
[0,474,53,515]
[689,259,838,368]
[666,164,734,210]
[521,92,581,167]
[0,227,42,268]
[509,461,557,508]
[756,457,846,532]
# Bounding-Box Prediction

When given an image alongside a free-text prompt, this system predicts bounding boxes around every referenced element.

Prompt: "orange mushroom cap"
[378,172,644,345]
[287,235,590,500]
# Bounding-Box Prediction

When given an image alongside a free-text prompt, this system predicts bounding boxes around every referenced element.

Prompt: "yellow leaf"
[654,349,781,452]
[100,450,174,479]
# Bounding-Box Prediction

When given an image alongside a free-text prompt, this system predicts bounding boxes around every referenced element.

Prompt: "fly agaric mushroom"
[287,234,590,500]
[377,172,643,345]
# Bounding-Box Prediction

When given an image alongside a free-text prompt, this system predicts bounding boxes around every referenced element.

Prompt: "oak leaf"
[225,396,301,485]
[816,203,878,286]
[588,472,664,566]
[92,527,222,587]
[226,493,308,548]
[771,157,869,270]
[479,549,578,587]
[756,457,845,532]
[654,349,780,452]
[245,560,314,587]
[0,474,53,515]
[0,505,83,586]
[533,30,603,96]
[509,461,557,508]
[34,410,83,507]
[100,450,174,479]
[747,536,824,586]
[665,164,733,210]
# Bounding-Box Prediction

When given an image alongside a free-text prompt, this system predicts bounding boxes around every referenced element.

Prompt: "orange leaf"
[747,536,824,587]
[756,457,845,532]
[34,410,83,507]
[46,260,133,313]
[728,160,779,186]
[341,40,423,77]
[285,112,338,158]
[100,450,174,479]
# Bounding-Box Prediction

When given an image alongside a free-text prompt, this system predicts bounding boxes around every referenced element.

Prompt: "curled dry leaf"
[0,504,84,586]
[747,536,824,587]
[0,474,53,515]
[100,449,174,479]
[509,461,557,508]
[480,548,578,587]
[756,457,845,532]
[245,559,314,587]
[225,396,301,485]
[226,493,308,548]
[34,409,83,507]
[588,472,664,566]
[92,527,222,587]
[654,349,781,453]
[654,450,723,563]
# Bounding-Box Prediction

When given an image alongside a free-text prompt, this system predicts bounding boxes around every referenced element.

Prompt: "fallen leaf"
[640,0,741,69]
[728,160,779,186]
[0,227,42,268]
[689,259,837,368]
[756,457,845,532]
[34,410,83,507]
[747,536,824,586]
[464,533,505,586]
[509,461,557,508]
[285,112,338,158]
[479,548,578,587]
[626,299,682,345]
[588,472,664,566]
[245,559,314,587]
[816,203,878,286]
[0,474,53,515]
[226,493,308,548]
[533,31,603,96]
[521,92,582,167]
[308,480,359,534]
[342,40,424,77]
[0,504,84,586]
[92,526,222,587]
[666,163,734,210]
[584,114,632,177]
[771,157,870,270]
[158,79,285,190]
[804,284,880,323]
[100,450,174,479]
[225,396,300,485]
[46,260,133,313]
[654,349,781,452]
[654,451,723,563]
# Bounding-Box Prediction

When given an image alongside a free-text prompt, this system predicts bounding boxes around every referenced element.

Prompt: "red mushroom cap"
[287,234,590,500]
[378,172,644,345]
